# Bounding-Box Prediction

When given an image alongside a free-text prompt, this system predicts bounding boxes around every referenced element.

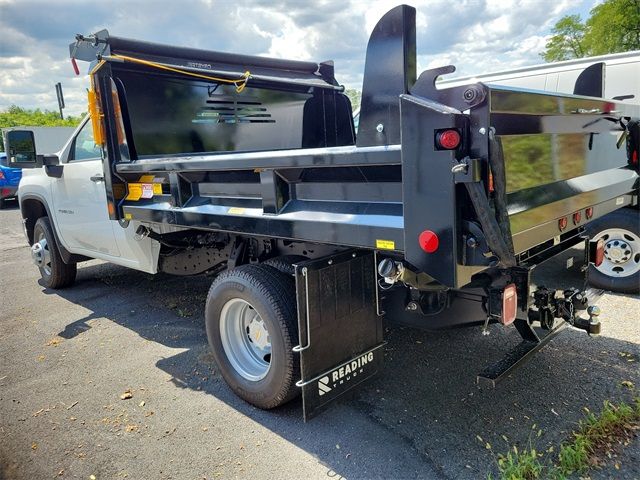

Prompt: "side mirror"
[4,130,41,168]
[42,154,60,166]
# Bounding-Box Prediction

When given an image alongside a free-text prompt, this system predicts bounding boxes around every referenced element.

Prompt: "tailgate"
[488,87,639,253]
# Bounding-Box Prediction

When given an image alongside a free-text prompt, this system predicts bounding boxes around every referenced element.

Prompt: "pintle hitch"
[529,287,601,336]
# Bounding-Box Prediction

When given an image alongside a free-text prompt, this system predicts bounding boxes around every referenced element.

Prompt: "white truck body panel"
[18,117,159,274]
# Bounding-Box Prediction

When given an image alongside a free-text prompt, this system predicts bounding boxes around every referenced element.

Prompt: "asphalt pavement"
[1,204,638,480]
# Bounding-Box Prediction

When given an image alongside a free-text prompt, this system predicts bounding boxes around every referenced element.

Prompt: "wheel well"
[21,198,47,245]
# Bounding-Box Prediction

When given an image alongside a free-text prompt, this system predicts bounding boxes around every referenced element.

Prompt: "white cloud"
[0,0,591,115]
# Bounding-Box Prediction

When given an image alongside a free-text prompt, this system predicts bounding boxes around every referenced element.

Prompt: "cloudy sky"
[0,0,597,116]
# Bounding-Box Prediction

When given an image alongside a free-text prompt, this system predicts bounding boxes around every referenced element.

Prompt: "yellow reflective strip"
[139,175,155,183]
[228,207,245,215]
[126,183,143,201]
[152,184,163,195]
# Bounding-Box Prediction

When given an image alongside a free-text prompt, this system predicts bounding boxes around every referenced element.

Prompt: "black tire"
[205,264,300,409]
[33,217,77,289]
[586,208,640,294]
[0,198,5,209]
[262,255,308,276]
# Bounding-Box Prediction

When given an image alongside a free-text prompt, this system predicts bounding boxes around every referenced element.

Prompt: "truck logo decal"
[317,351,375,396]
[318,376,331,396]
[187,61,212,70]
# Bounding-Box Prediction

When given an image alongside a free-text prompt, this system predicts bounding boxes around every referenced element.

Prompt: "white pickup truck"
[14,117,160,287]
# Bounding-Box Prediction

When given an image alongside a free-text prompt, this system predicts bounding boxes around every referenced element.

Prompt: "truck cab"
[13,117,158,275]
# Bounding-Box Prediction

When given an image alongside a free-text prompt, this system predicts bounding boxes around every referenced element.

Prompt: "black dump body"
[72,5,639,290]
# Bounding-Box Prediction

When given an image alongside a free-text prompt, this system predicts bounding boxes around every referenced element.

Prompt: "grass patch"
[492,397,640,480]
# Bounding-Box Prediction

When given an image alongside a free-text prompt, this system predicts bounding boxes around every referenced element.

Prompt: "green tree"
[0,106,84,150]
[542,0,640,62]
[345,89,361,112]
[585,0,640,55]
[543,15,586,61]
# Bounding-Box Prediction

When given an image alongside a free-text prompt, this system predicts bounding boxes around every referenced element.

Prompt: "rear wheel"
[586,209,639,293]
[32,217,77,289]
[205,264,300,409]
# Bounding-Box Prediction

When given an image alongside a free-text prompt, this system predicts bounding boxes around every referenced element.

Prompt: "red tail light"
[418,230,439,253]
[435,129,461,150]
[558,217,568,231]
[591,238,605,267]
[585,207,594,219]
[502,284,517,325]
[573,211,581,225]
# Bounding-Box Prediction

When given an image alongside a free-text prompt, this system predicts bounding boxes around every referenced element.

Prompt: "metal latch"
[453,157,482,183]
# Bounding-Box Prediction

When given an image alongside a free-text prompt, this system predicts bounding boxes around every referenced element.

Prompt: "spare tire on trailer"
[586,208,640,294]
[205,264,300,409]
[262,255,307,276]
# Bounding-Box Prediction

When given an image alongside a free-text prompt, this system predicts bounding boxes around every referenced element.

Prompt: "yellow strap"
[110,53,251,93]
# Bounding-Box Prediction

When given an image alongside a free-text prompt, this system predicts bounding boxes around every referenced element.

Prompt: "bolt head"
[376,123,384,133]
[407,302,418,311]
[479,127,487,135]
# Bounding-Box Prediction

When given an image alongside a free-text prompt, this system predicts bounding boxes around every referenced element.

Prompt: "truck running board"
[293,250,384,420]
[477,319,568,388]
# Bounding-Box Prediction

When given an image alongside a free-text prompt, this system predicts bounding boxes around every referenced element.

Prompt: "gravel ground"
[1,205,639,480]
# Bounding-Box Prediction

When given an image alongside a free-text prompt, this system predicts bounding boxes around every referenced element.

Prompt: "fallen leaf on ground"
[138,401,145,407]
[125,424,138,433]
[45,338,62,347]
[620,380,634,389]
[31,443,38,450]
[120,390,133,400]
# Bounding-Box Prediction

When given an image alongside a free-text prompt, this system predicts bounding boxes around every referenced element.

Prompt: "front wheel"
[586,209,640,294]
[205,264,300,409]
[32,217,77,289]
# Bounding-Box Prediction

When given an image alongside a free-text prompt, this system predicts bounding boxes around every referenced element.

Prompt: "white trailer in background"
[440,51,640,103]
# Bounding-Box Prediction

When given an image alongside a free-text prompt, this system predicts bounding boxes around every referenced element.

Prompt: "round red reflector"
[419,230,439,253]
[437,130,461,150]
[558,217,568,231]
[585,207,594,219]
[573,211,581,225]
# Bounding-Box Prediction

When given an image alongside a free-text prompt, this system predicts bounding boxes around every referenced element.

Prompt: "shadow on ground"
[48,261,640,479]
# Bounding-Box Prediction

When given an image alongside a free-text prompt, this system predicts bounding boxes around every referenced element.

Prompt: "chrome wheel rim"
[219,298,272,381]
[593,228,640,278]
[31,231,52,276]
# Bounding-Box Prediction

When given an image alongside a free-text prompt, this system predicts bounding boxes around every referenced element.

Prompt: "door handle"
[90,174,105,183]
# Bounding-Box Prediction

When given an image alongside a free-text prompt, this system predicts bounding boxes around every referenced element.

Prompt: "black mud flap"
[293,250,384,421]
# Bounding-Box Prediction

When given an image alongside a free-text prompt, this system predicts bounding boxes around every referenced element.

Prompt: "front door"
[51,119,120,258]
